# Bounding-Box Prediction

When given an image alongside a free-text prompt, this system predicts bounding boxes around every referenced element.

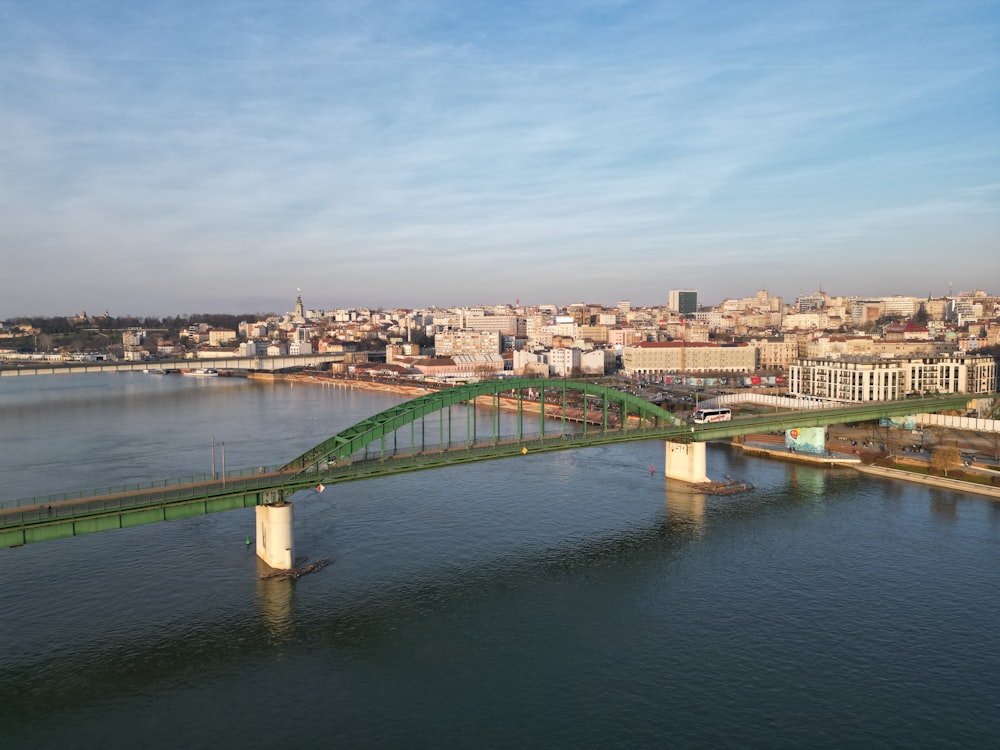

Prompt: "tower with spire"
[294,288,304,323]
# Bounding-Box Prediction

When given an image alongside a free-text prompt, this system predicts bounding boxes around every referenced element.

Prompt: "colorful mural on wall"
[784,426,827,455]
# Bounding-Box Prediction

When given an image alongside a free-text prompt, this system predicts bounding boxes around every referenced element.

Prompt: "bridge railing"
[0,463,286,512]
[1,424,674,527]
[0,467,303,527]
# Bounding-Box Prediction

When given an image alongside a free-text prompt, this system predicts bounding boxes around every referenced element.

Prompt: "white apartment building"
[691,310,724,329]
[122,329,145,347]
[903,353,996,395]
[788,353,996,402]
[788,358,903,401]
[548,347,581,377]
[581,348,615,376]
[525,316,578,347]
[880,295,919,318]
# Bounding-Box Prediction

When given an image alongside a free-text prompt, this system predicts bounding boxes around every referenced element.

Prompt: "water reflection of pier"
[255,558,295,641]
[664,479,707,529]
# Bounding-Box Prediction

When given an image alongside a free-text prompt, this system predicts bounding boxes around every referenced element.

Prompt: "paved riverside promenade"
[734,433,1000,499]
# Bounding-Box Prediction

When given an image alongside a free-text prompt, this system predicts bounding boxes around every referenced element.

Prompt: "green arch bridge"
[0,378,980,551]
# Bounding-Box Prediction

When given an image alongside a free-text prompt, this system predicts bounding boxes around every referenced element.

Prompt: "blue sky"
[2,0,998,317]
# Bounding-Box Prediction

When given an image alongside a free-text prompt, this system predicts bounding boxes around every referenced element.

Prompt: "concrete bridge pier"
[664,440,709,483]
[255,501,295,570]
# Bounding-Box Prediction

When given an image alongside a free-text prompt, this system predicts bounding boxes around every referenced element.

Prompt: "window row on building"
[620,342,757,376]
[787,354,996,401]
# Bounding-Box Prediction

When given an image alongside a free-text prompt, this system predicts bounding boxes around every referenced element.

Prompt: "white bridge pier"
[255,502,295,570]
[664,440,709,483]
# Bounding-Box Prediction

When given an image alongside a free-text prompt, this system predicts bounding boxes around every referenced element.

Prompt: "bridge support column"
[664,440,709,483]
[255,502,295,570]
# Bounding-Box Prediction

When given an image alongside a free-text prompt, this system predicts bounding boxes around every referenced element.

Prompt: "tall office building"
[669,289,698,315]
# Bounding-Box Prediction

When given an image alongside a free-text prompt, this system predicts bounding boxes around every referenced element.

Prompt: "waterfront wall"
[914,414,1000,433]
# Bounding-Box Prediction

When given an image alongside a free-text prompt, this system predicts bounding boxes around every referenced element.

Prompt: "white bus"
[691,407,732,424]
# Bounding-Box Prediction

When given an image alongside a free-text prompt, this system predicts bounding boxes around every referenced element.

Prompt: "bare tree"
[988,430,1000,463]
[930,445,961,477]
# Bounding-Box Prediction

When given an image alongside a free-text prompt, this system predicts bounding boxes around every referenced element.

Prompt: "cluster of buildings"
[180,288,999,402]
[6,287,997,403]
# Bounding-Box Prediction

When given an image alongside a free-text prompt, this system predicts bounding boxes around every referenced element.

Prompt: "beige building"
[577,324,609,344]
[208,329,237,346]
[458,310,521,334]
[803,335,877,359]
[750,337,799,369]
[607,328,639,347]
[413,354,505,380]
[872,339,954,359]
[434,329,502,356]
[621,342,756,376]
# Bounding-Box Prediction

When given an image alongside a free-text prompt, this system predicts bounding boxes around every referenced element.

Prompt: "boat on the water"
[182,368,220,377]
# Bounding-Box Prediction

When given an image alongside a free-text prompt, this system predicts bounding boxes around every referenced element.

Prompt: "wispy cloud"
[1,0,997,314]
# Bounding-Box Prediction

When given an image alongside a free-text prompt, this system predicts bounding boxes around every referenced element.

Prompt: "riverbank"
[269,372,636,425]
[853,463,1000,498]
[251,371,433,397]
[736,433,1000,498]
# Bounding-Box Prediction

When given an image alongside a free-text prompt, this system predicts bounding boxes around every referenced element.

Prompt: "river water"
[1,374,998,749]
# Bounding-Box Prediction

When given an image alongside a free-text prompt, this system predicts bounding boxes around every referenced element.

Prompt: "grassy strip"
[880,460,997,487]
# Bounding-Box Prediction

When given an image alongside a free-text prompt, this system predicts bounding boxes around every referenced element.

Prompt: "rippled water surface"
[2,374,998,749]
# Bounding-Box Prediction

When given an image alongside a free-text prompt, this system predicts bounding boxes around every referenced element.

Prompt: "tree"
[988,430,1000,464]
[474,363,501,381]
[930,445,961,477]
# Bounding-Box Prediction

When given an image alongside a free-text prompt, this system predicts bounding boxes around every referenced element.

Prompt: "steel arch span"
[281,378,680,475]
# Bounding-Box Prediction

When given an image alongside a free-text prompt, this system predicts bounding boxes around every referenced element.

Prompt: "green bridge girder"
[280,378,682,475]
[683,394,976,441]
[0,390,986,550]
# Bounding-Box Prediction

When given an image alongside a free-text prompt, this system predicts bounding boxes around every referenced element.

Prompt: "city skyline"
[2,1,998,318]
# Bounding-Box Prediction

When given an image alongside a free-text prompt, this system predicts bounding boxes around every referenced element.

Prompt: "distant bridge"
[0,379,980,560]
[0,352,348,376]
